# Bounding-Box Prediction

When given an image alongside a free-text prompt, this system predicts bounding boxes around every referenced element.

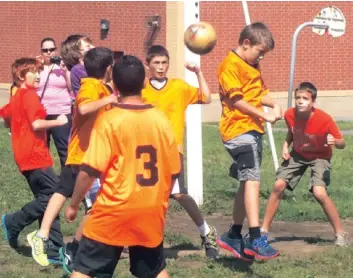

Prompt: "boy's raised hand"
[185,62,201,74]
[57,114,68,125]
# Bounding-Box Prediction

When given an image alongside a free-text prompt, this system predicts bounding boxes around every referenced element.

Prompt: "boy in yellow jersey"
[216,22,282,261]
[27,47,117,267]
[142,45,218,258]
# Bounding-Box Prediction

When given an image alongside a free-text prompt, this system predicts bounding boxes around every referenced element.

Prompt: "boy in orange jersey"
[261,81,349,246]
[216,22,282,261]
[65,55,180,278]
[142,45,219,258]
[0,57,68,262]
[27,47,117,267]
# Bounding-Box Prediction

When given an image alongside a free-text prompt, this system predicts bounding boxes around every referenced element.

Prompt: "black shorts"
[55,165,79,198]
[54,165,92,212]
[74,236,166,278]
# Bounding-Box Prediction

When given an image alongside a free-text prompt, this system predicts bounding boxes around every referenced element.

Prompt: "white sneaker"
[334,232,350,246]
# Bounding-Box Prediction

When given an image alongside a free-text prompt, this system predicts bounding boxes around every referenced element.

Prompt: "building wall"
[0,1,166,82]
[0,1,351,94]
[200,1,353,92]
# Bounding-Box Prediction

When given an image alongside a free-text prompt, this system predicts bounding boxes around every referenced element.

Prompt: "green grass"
[269,120,353,131]
[1,124,353,277]
[197,123,353,221]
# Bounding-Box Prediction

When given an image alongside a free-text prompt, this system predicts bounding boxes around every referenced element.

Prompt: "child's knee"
[312,186,328,202]
[273,179,287,194]
[171,193,186,201]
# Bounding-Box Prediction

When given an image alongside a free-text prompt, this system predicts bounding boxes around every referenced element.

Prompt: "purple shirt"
[70,64,87,96]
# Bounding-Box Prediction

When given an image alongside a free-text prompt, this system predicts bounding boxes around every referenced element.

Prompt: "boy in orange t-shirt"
[65,55,180,278]
[216,22,282,261]
[27,47,117,267]
[261,81,349,246]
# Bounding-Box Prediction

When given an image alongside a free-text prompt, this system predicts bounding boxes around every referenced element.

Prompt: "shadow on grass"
[164,243,201,259]
[16,245,32,257]
[214,256,259,275]
[272,236,332,245]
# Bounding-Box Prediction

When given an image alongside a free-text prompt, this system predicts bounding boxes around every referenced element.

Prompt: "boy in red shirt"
[261,82,349,245]
[0,57,68,262]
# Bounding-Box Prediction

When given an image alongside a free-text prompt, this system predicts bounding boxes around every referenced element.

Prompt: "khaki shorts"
[276,151,331,191]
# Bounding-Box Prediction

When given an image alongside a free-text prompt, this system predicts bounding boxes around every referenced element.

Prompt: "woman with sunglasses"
[37,38,73,171]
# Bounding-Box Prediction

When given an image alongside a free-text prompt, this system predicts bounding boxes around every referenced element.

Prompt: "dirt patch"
[6,214,351,261]
[165,213,353,258]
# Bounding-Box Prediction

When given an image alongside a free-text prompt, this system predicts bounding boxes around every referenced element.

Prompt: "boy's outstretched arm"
[78,94,118,116]
[185,63,212,103]
[229,95,277,124]
[327,134,345,149]
[0,103,11,128]
[32,114,68,131]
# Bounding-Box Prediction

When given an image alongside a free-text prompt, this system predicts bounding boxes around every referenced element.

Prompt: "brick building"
[0,1,351,93]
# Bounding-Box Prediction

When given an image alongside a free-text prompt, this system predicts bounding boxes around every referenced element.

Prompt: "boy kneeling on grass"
[261,81,349,246]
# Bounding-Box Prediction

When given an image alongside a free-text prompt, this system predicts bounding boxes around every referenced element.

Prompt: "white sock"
[198,221,211,237]
[36,231,48,240]
[260,227,268,234]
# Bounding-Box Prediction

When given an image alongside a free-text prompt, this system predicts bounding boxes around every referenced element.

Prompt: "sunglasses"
[41,47,56,53]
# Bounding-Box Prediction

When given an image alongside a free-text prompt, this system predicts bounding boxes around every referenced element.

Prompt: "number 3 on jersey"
[136,145,159,186]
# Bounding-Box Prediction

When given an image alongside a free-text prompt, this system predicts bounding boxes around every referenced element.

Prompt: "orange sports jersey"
[217,51,269,142]
[82,104,181,247]
[142,78,207,153]
[66,78,112,165]
[285,107,342,160]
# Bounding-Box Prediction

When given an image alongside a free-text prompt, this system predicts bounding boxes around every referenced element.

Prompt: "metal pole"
[287,22,329,109]
[241,0,279,170]
[184,0,203,206]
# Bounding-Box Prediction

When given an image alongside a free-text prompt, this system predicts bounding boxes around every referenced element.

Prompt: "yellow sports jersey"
[142,78,207,153]
[66,78,112,165]
[10,85,18,97]
[82,104,181,247]
[217,51,269,141]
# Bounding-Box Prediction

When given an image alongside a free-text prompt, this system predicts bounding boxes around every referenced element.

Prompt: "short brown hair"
[295,81,317,101]
[146,45,169,64]
[60,34,93,70]
[12,57,42,86]
[238,22,275,51]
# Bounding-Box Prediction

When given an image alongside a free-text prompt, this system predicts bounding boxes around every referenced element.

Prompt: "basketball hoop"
[287,6,347,109]
[312,6,346,37]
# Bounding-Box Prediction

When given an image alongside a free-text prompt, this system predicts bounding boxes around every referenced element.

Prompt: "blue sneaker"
[59,243,76,275]
[244,235,279,260]
[217,232,254,262]
[1,214,19,249]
